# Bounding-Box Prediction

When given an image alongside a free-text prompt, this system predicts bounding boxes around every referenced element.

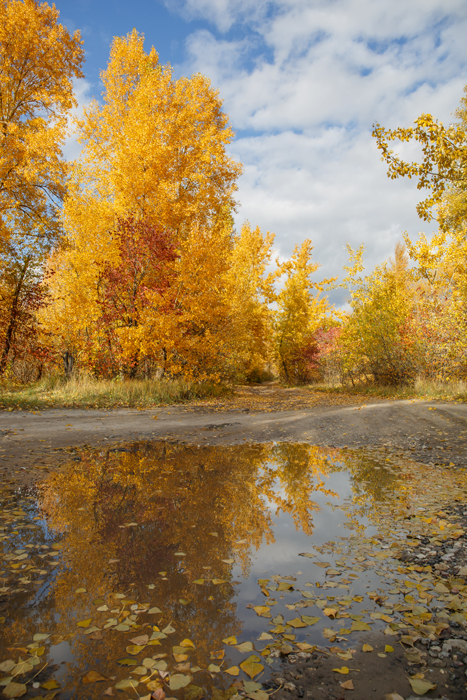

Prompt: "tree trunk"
[0,263,28,375]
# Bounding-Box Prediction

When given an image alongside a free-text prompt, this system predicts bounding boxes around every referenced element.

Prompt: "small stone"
[443,639,467,654]
[284,683,296,692]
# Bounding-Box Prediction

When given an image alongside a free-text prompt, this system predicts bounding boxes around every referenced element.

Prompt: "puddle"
[0,442,466,698]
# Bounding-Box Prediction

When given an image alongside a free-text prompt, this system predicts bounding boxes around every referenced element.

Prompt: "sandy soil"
[1,388,467,700]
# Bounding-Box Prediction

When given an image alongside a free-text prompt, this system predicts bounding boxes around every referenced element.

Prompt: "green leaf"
[3,683,27,698]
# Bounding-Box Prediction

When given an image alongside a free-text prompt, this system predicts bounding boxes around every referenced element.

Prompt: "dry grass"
[311,378,467,402]
[0,374,229,410]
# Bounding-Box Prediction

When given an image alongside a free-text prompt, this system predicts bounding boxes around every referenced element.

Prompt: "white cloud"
[166,1,467,292]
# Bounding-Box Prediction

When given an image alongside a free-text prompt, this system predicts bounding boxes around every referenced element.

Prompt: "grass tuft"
[311,378,467,402]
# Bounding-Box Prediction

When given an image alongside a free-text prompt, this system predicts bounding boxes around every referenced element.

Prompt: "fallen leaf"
[257,633,273,642]
[0,661,15,674]
[77,618,93,628]
[332,667,349,675]
[236,641,254,653]
[148,607,162,614]
[253,606,270,617]
[3,682,28,698]
[301,615,320,626]
[116,658,138,666]
[42,680,60,690]
[114,679,139,690]
[240,655,264,679]
[82,671,108,684]
[224,666,240,676]
[212,579,226,585]
[385,645,394,653]
[130,635,149,646]
[169,674,192,690]
[126,645,146,656]
[184,685,205,700]
[408,678,436,695]
[180,639,196,649]
[340,680,354,690]
[222,559,234,564]
[222,636,238,645]
[362,644,373,652]
[384,695,404,700]
[207,664,220,673]
[288,617,307,628]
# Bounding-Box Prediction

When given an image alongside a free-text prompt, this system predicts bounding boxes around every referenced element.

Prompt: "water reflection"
[0,442,417,698]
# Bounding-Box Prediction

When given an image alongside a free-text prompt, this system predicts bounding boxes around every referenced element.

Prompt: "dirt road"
[1,392,466,487]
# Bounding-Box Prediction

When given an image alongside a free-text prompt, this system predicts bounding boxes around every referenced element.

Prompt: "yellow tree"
[48,30,243,378]
[0,0,83,374]
[273,240,336,384]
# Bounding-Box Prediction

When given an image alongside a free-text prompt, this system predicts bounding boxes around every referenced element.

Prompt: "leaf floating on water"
[116,658,138,666]
[130,635,149,646]
[350,621,371,631]
[298,552,314,558]
[222,636,237,645]
[77,618,93,628]
[210,650,225,660]
[114,679,139,690]
[408,678,437,695]
[179,598,190,605]
[162,624,176,635]
[115,623,130,631]
[207,664,220,673]
[257,633,273,642]
[0,661,15,674]
[33,633,50,641]
[148,607,162,614]
[301,616,320,626]
[75,588,86,593]
[277,582,294,591]
[240,655,264,679]
[385,645,394,653]
[126,645,146,656]
[174,552,186,557]
[224,666,239,676]
[184,685,205,700]
[236,642,254,653]
[244,682,262,693]
[362,644,373,652]
[169,674,192,690]
[222,559,234,564]
[315,562,330,568]
[97,605,109,612]
[193,579,204,585]
[12,661,33,676]
[3,683,27,698]
[180,639,196,649]
[42,680,60,690]
[252,606,270,618]
[300,643,318,655]
[212,579,226,585]
[288,617,307,628]
[82,671,108,684]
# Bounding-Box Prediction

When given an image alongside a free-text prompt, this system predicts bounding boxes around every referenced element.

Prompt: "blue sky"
[56,0,467,300]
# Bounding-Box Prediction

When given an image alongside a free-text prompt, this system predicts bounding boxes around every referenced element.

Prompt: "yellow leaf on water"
[288,617,307,628]
[77,618,93,628]
[315,562,330,568]
[362,644,373,652]
[42,680,60,690]
[3,683,27,698]
[180,639,196,649]
[240,655,264,679]
[253,606,270,617]
[222,636,237,645]
[82,671,108,684]
[126,645,146,656]
[385,645,394,653]
[207,664,220,673]
[212,579,226,585]
[236,642,254,653]
[224,666,239,676]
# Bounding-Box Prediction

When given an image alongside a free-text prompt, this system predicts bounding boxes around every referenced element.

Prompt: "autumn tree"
[273,240,336,384]
[0,0,83,374]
